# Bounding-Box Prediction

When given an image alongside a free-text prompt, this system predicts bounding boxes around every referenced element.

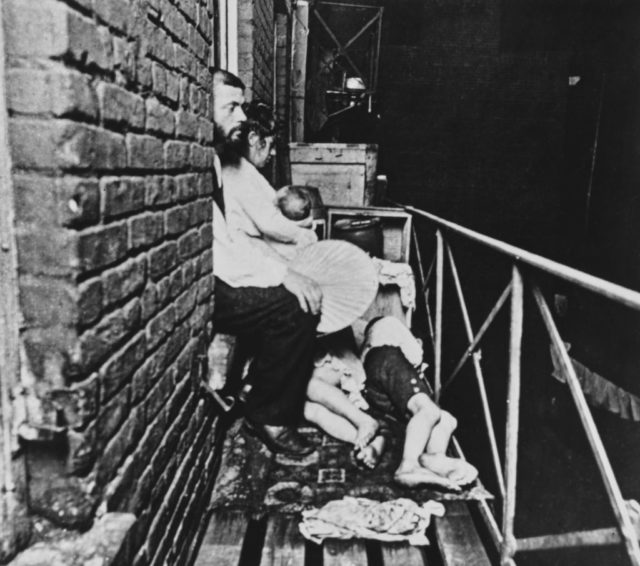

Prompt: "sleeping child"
[304,316,478,490]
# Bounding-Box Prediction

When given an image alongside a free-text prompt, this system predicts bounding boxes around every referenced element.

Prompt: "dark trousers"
[213,277,319,425]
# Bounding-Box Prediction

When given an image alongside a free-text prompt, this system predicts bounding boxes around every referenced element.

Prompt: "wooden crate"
[326,206,412,263]
[289,143,378,207]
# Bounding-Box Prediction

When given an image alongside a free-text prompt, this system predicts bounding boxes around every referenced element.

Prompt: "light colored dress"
[222,156,317,261]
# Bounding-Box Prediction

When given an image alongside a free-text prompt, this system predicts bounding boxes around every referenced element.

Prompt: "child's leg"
[306,377,378,448]
[304,401,358,443]
[395,393,462,489]
[417,408,477,486]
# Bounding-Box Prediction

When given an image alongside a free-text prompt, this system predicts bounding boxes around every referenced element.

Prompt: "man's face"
[213,84,246,144]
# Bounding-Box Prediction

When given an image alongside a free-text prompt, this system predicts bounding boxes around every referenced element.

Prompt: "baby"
[276,185,313,224]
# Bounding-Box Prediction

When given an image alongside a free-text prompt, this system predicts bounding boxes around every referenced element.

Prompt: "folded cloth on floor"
[299,496,445,545]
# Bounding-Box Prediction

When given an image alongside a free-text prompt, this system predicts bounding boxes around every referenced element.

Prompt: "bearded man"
[210,69,322,457]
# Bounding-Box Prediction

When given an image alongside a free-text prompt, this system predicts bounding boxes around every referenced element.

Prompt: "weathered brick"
[96,83,145,130]
[151,63,167,98]
[164,141,190,170]
[148,242,178,281]
[67,426,96,474]
[146,305,175,350]
[198,172,214,196]
[176,174,198,201]
[145,176,175,207]
[113,37,137,86]
[197,274,213,304]
[13,174,100,230]
[10,120,126,171]
[166,71,180,103]
[101,334,146,401]
[126,134,164,170]
[78,278,103,327]
[96,385,131,449]
[19,276,78,327]
[175,287,197,322]
[189,144,206,169]
[102,177,146,219]
[93,0,132,34]
[146,98,175,136]
[78,223,128,273]
[145,368,176,423]
[183,258,196,287]
[7,68,98,120]
[165,206,189,236]
[16,225,79,278]
[168,268,185,301]
[59,177,101,228]
[199,249,213,275]
[79,298,141,370]
[96,404,145,488]
[199,224,213,249]
[140,284,158,323]
[68,15,113,71]
[178,230,199,260]
[103,258,147,306]
[129,212,164,250]
[198,118,214,144]
[175,110,199,140]
[4,0,70,57]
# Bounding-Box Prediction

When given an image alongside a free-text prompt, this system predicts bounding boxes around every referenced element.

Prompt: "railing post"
[502,265,523,566]
[434,230,444,401]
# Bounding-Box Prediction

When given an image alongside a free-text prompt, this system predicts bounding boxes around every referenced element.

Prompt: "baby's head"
[276,185,312,222]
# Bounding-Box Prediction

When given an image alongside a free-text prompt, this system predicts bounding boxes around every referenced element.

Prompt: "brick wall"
[4,0,220,564]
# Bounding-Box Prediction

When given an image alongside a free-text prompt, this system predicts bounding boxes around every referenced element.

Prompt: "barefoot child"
[304,343,387,470]
[304,317,477,490]
[361,316,478,490]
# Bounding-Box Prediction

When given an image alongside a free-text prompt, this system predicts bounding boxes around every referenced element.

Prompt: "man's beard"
[214,124,243,149]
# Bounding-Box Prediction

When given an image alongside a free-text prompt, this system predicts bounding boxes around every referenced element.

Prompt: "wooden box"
[326,206,412,263]
[289,143,378,207]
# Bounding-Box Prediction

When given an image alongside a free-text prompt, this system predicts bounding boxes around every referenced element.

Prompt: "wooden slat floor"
[195,503,491,566]
[194,418,493,566]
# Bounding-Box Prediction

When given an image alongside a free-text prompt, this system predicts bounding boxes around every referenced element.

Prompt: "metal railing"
[404,204,640,566]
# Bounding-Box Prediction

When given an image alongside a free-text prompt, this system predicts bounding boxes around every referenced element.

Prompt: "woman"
[221,100,317,261]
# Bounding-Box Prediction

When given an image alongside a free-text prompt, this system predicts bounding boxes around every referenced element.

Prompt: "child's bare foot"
[418,453,478,486]
[353,434,386,470]
[354,415,379,450]
[394,464,461,491]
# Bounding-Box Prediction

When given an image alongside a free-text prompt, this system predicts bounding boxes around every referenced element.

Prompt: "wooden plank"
[260,514,306,566]
[434,502,491,566]
[289,143,374,163]
[381,541,425,565]
[290,162,367,206]
[323,539,368,566]
[194,510,249,566]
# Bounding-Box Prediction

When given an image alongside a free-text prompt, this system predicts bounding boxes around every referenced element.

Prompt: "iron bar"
[434,230,444,401]
[532,285,640,566]
[446,243,505,498]
[403,205,640,312]
[443,282,512,390]
[313,11,366,82]
[343,11,381,52]
[501,265,523,566]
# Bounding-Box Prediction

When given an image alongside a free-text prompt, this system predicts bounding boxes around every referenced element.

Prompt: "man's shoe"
[243,419,315,457]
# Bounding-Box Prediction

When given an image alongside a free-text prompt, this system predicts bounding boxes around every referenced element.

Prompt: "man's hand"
[283,269,323,315]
